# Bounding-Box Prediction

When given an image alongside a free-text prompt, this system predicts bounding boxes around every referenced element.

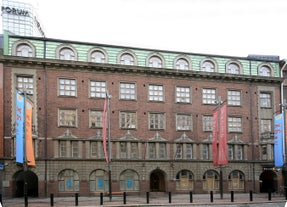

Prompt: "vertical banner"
[218,104,228,165]
[212,109,219,166]
[25,100,35,166]
[16,92,24,164]
[102,98,109,163]
[274,113,284,167]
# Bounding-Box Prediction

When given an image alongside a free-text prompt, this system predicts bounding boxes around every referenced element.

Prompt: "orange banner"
[25,100,35,166]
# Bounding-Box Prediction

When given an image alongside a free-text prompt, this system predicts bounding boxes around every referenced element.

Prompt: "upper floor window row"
[13,42,275,76]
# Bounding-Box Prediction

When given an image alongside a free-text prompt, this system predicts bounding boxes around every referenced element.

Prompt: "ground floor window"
[90,169,108,192]
[58,169,79,192]
[120,169,139,191]
[228,170,245,190]
[202,170,219,191]
[176,170,194,190]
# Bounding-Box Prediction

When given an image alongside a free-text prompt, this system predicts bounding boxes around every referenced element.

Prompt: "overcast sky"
[12,0,287,58]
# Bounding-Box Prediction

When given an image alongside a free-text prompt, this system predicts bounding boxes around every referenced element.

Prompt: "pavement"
[1,192,287,207]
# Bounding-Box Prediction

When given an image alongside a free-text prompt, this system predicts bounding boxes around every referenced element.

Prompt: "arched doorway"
[259,170,277,193]
[150,169,165,192]
[14,170,38,197]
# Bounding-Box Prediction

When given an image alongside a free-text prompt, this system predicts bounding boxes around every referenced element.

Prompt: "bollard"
[75,193,79,206]
[285,188,287,200]
[146,192,149,204]
[190,191,193,203]
[123,192,126,204]
[100,192,103,205]
[50,193,54,206]
[0,193,2,205]
[169,192,172,203]
[268,189,271,201]
[24,194,28,207]
[231,191,234,202]
[210,191,213,203]
[249,190,253,202]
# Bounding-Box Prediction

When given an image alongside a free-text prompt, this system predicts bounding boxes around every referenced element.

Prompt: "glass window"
[202,88,216,104]
[237,145,243,160]
[260,119,271,133]
[59,48,76,60]
[228,145,234,160]
[71,141,79,158]
[228,117,242,132]
[120,111,137,129]
[259,65,271,76]
[149,113,165,130]
[202,170,219,191]
[16,44,33,57]
[186,144,193,159]
[228,170,245,190]
[175,144,183,159]
[227,90,241,106]
[90,170,108,192]
[90,141,103,158]
[120,83,136,100]
[149,85,164,102]
[176,114,192,131]
[17,76,34,94]
[120,53,135,65]
[176,86,191,103]
[58,169,79,192]
[58,109,77,127]
[202,144,209,160]
[90,81,106,98]
[159,143,166,159]
[59,78,77,97]
[148,56,162,68]
[90,51,106,63]
[120,170,139,191]
[175,58,190,70]
[201,60,215,72]
[260,92,271,108]
[120,142,127,159]
[59,141,67,157]
[226,63,240,74]
[149,143,156,159]
[89,110,103,128]
[130,142,139,159]
[176,170,194,191]
[202,115,213,131]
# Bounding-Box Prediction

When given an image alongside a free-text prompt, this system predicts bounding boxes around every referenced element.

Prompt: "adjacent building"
[0,31,284,197]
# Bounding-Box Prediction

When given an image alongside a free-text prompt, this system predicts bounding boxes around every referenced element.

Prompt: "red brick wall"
[0,64,3,157]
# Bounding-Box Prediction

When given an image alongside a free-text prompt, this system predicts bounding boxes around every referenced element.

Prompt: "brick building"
[0,32,284,197]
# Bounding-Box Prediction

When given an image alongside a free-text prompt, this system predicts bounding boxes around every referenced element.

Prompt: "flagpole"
[217,96,223,199]
[23,90,28,207]
[107,92,112,202]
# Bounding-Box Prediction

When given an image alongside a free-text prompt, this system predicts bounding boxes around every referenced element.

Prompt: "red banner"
[218,104,228,165]
[102,98,109,163]
[212,109,219,166]
[25,100,35,166]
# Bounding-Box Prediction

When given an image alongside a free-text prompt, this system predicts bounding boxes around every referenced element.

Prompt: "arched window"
[90,50,106,63]
[120,53,135,65]
[89,169,108,192]
[202,170,219,191]
[58,169,79,192]
[175,170,194,190]
[148,56,163,68]
[58,47,77,60]
[175,58,190,70]
[228,170,245,190]
[16,43,33,57]
[120,169,139,191]
[258,65,272,77]
[226,62,241,74]
[201,60,216,72]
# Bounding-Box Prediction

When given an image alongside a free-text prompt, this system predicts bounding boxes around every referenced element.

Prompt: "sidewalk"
[1,192,287,207]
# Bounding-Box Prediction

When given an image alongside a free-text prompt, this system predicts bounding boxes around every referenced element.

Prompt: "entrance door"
[14,170,38,197]
[259,170,277,193]
[150,169,165,192]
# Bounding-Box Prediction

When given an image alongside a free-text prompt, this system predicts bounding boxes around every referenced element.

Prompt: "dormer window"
[59,48,76,60]
[148,56,163,68]
[16,43,33,57]
[120,53,135,65]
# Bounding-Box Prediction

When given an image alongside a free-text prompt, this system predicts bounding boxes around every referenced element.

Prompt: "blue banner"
[16,92,24,164]
[274,113,284,167]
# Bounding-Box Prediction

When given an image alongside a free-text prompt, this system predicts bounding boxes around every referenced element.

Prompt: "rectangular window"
[227,90,241,106]
[237,145,243,160]
[71,141,79,158]
[17,76,34,94]
[228,145,234,160]
[149,84,164,101]
[175,144,183,159]
[202,88,216,104]
[176,86,191,103]
[59,78,76,96]
[130,142,138,159]
[260,119,272,133]
[120,82,136,100]
[176,114,192,131]
[149,143,156,159]
[58,109,77,127]
[202,115,213,131]
[186,144,192,159]
[120,142,127,159]
[159,143,166,159]
[202,144,209,160]
[149,113,165,130]
[90,81,106,98]
[228,117,242,132]
[59,141,66,157]
[90,142,97,158]
[89,110,103,128]
[260,92,271,108]
[120,111,137,129]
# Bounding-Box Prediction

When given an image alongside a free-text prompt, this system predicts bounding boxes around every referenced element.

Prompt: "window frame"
[58,78,77,97]
[148,112,166,130]
[58,108,78,128]
[176,86,191,103]
[227,89,241,106]
[120,82,136,100]
[202,88,217,105]
[90,80,107,98]
[148,84,164,102]
[120,111,137,129]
